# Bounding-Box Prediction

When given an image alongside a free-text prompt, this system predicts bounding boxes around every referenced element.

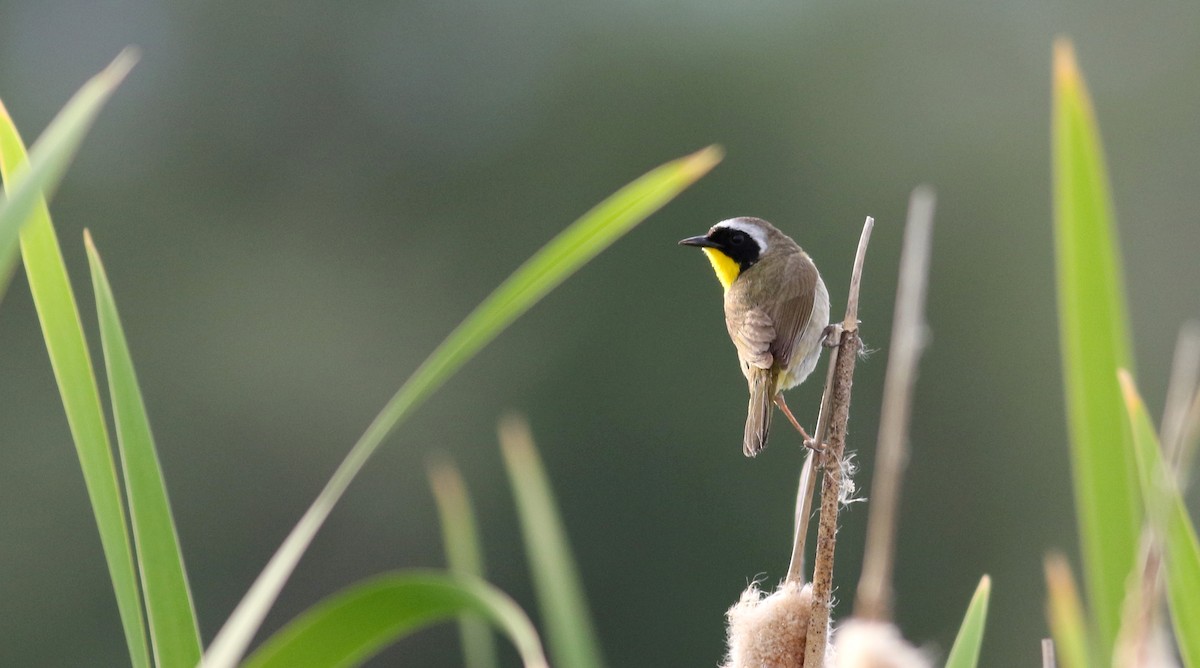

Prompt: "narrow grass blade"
[944,575,991,668]
[0,54,149,668]
[1119,371,1200,667]
[242,571,548,668]
[1044,553,1095,668]
[1051,38,1139,654]
[429,457,498,668]
[199,146,722,668]
[499,415,604,668]
[86,231,202,667]
[0,49,137,303]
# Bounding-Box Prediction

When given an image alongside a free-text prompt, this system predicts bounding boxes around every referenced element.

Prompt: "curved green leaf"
[429,457,498,668]
[500,415,605,668]
[242,571,548,668]
[1052,38,1139,656]
[0,51,149,668]
[945,575,991,668]
[86,232,202,667]
[1119,372,1200,668]
[0,49,136,303]
[200,146,722,668]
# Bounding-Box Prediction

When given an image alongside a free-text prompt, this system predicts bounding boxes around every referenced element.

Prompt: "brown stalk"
[786,344,840,584]
[854,186,936,621]
[802,216,874,667]
[1162,321,1200,483]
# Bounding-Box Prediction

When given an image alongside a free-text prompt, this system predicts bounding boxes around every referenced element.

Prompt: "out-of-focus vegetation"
[1,3,1198,666]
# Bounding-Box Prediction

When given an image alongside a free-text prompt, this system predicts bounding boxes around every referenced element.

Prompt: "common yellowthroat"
[680,217,830,457]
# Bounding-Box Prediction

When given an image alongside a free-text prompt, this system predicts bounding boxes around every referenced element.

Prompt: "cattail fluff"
[831,620,930,668]
[723,580,828,668]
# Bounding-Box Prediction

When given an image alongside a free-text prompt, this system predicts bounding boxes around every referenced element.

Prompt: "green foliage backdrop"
[0,3,1198,666]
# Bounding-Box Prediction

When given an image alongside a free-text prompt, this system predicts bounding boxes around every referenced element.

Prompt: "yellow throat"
[702,247,741,292]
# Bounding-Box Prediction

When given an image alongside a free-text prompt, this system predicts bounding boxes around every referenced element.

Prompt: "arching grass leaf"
[200,146,722,667]
[242,571,548,668]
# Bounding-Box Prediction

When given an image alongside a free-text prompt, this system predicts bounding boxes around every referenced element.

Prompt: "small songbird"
[680,217,830,457]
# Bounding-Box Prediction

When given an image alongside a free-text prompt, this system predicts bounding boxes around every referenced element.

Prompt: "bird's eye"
[731,233,745,245]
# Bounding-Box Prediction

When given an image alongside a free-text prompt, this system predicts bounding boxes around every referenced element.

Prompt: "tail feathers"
[743,368,775,457]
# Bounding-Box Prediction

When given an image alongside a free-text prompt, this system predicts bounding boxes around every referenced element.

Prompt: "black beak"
[679,235,719,248]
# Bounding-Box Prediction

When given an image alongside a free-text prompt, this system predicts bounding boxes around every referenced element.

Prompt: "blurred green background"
[0,2,1197,666]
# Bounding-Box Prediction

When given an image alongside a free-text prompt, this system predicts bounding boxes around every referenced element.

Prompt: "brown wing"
[725,305,775,371]
[766,252,818,370]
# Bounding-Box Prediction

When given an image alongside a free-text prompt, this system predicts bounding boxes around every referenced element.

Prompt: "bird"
[679,217,830,457]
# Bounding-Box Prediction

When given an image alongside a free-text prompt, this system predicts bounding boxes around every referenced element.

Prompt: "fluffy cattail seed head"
[723,580,828,668]
[832,619,930,668]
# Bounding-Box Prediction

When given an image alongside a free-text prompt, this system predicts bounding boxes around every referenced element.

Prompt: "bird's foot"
[775,393,825,451]
[821,323,843,348]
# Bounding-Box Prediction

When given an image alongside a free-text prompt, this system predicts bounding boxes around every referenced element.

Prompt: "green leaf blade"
[86,232,202,667]
[1044,553,1095,668]
[1119,372,1200,667]
[429,458,498,668]
[0,53,149,668]
[944,575,991,668]
[395,145,723,405]
[500,415,605,668]
[1051,38,1139,655]
[0,48,137,303]
[200,146,720,668]
[242,571,548,668]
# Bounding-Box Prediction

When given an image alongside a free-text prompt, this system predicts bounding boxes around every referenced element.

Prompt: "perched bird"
[680,217,830,457]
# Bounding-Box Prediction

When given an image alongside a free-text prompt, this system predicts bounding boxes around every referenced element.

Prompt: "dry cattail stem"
[1162,321,1200,483]
[854,186,936,622]
[787,342,842,584]
[786,448,819,584]
[1114,532,1166,668]
[803,327,861,666]
[803,217,874,667]
[1042,638,1057,668]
